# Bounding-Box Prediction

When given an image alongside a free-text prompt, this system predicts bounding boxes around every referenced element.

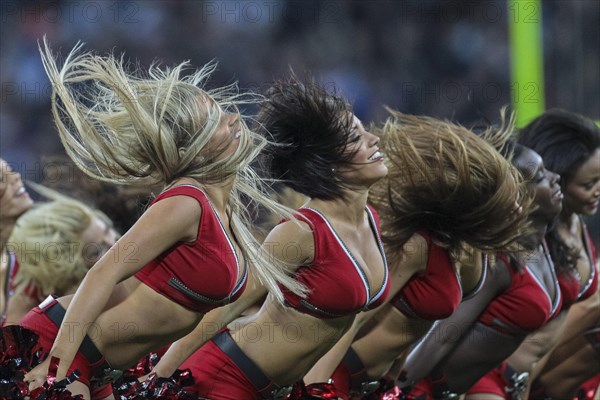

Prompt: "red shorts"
[465,363,509,398]
[182,329,299,400]
[410,377,434,400]
[19,305,113,399]
[574,375,600,400]
[330,361,352,400]
[181,336,262,400]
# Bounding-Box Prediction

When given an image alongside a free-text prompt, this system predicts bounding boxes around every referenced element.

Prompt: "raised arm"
[25,195,202,387]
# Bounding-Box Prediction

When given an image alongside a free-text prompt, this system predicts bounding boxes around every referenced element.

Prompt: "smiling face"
[514,147,563,220]
[336,114,388,188]
[0,159,34,222]
[563,148,600,216]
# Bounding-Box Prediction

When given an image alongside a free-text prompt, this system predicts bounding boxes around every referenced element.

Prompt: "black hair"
[517,108,600,186]
[517,109,600,275]
[256,77,358,200]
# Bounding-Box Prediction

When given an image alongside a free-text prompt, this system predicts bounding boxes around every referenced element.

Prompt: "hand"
[24,356,53,391]
[137,372,154,383]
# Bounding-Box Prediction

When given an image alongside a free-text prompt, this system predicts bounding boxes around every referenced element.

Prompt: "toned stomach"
[231,300,354,386]
[353,305,434,379]
[57,276,201,369]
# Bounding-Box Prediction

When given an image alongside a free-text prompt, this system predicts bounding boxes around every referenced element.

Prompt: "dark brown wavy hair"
[369,109,532,260]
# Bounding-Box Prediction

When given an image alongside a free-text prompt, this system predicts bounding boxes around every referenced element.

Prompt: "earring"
[331,168,336,173]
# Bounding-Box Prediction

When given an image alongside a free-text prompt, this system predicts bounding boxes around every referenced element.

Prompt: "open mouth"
[368,149,383,161]
[15,186,27,197]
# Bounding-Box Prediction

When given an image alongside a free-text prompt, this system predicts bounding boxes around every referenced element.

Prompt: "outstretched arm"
[399,256,512,386]
[152,272,268,378]
[25,195,202,387]
[151,218,315,377]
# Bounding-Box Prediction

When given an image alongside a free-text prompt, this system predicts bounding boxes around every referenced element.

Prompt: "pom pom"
[304,381,339,399]
[0,326,83,399]
[112,358,198,400]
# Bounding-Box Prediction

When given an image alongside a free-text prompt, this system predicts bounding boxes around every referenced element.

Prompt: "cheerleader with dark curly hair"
[149,77,391,399]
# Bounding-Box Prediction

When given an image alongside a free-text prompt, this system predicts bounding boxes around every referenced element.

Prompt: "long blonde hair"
[39,39,305,300]
[9,184,111,298]
[369,109,532,260]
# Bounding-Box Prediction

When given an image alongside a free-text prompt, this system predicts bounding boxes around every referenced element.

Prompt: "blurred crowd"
[1,3,600,396]
[2,0,599,166]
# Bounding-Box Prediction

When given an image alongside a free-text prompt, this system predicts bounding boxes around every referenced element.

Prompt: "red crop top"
[479,246,561,335]
[391,232,462,320]
[281,206,390,318]
[462,254,489,301]
[135,185,247,314]
[559,222,598,309]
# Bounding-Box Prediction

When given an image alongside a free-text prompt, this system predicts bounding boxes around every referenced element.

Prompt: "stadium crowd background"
[1,0,599,234]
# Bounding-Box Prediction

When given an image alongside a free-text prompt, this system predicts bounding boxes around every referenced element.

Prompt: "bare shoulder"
[397,232,429,273]
[134,194,202,243]
[149,193,203,218]
[406,231,429,252]
[263,219,315,266]
[384,232,429,283]
[265,218,313,244]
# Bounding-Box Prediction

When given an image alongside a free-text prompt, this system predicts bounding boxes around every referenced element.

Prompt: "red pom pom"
[112,368,198,400]
[0,326,83,400]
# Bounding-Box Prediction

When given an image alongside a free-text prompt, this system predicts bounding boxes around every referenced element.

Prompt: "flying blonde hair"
[39,38,306,301]
[9,183,113,298]
[369,109,532,260]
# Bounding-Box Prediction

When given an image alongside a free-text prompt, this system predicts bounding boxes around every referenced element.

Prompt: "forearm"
[152,323,218,377]
[400,321,452,385]
[402,260,510,385]
[303,324,357,384]
[401,300,494,384]
[153,282,268,377]
[303,304,388,384]
[558,292,600,342]
[152,308,233,377]
[49,269,116,378]
[523,350,552,398]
